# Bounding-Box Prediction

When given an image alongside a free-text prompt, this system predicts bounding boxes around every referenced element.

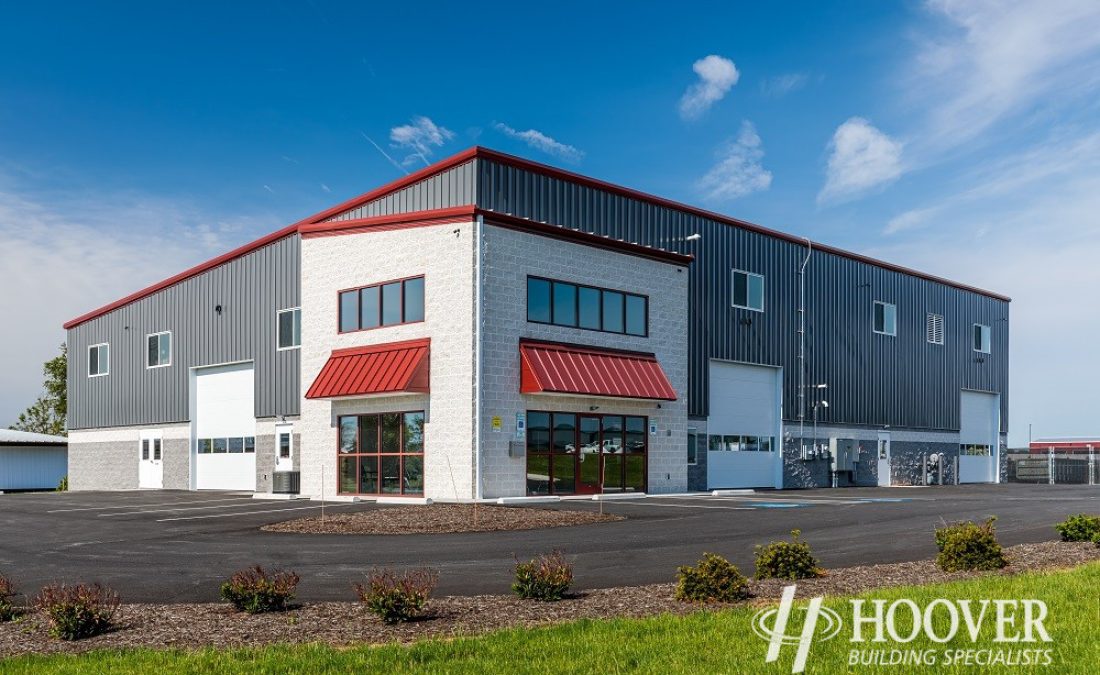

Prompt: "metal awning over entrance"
[306,338,430,400]
[519,339,677,401]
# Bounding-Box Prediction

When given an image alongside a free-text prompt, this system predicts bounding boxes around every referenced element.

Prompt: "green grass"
[5,563,1098,674]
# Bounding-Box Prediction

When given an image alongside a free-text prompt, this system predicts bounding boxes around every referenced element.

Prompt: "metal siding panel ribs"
[478,158,1009,433]
[519,340,678,401]
[65,235,302,430]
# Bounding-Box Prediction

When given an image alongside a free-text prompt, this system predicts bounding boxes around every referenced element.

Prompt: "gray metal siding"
[324,160,477,221]
[476,158,1010,433]
[66,235,301,430]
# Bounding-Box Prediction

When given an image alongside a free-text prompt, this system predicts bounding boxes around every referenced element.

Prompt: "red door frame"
[574,414,602,494]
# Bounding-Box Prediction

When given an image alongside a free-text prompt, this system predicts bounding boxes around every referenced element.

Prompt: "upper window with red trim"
[527,276,648,337]
[339,276,424,333]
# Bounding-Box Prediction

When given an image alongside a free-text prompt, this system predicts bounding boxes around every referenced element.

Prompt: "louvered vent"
[927,313,945,345]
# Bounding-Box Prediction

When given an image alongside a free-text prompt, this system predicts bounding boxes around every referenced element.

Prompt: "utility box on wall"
[830,438,859,471]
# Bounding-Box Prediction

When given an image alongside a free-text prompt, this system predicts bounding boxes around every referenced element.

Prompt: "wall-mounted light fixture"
[588,405,600,412]
[215,304,223,315]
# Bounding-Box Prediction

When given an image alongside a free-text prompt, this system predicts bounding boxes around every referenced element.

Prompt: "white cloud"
[697,121,773,201]
[492,123,585,163]
[909,0,1100,152]
[760,73,808,97]
[818,117,904,204]
[884,207,938,235]
[388,116,454,167]
[0,174,272,427]
[679,55,740,120]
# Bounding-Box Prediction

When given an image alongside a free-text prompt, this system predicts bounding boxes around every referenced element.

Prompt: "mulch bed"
[1,541,1096,656]
[260,504,624,535]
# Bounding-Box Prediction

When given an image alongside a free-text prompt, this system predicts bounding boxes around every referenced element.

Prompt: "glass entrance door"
[576,415,602,493]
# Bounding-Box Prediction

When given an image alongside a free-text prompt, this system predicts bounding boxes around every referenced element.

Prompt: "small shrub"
[34,583,120,640]
[934,518,1007,572]
[219,566,300,614]
[0,573,19,622]
[56,475,68,492]
[676,553,750,603]
[1054,514,1100,542]
[355,568,437,624]
[754,530,822,580]
[512,551,574,601]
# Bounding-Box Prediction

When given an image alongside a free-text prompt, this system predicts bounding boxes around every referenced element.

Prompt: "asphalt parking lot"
[0,484,1096,602]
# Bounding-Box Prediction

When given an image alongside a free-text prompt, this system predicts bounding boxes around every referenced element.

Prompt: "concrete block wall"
[478,224,690,497]
[298,221,475,499]
[68,423,190,490]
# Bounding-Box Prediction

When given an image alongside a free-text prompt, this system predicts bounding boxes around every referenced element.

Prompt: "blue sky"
[2,1,1098,445]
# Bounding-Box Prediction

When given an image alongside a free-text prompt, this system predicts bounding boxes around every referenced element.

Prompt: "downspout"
[798,238,812,459]
[474,214,484,501]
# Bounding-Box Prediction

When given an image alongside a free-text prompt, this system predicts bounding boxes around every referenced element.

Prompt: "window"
[732,270,765,311]
[708,434,775,452]
[874,301,897,336]
[153,438,161,460]
[147,331,171,368]
[336,411,424,495]
[527,276,648,337]
[960,444,991,456]
[88,343,109,377]
[926,313,944,345]
[197,437,256,454]
[525,411,647,495]
[338,276,425,333]
[279,432,291,459]
[687,430,698,465]
[277,308,301,350]
[973,323,991,353]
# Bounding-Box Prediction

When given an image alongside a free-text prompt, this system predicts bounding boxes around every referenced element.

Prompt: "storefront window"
[526,410,647,495]
[337,411,425,495]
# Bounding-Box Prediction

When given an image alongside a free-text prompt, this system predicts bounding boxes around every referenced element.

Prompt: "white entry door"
[275,423,294,472]
[706,361,783,489]
[138,431,163,489]
[876,432,891,487]
[193,362,257,491]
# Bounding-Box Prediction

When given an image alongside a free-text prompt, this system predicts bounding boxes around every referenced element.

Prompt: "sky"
[1,0,1098,446]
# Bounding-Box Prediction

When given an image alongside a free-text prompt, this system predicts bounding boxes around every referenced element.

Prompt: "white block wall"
[298,221,475,499]
[478,225,690,497]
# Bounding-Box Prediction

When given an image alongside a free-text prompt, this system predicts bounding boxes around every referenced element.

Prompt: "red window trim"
[337,274,425,335]
[526,275,650,338]
[337,410,425,496]
[524,410,649,496]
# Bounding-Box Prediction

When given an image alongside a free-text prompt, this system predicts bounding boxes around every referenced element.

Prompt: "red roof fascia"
[519,339,677,401]
[305,338,430,400]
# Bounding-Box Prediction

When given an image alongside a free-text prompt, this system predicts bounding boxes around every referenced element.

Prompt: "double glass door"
[526,411,648,495]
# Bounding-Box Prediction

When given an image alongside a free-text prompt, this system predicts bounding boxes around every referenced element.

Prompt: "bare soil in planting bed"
[260,504,624,535]
[1,541,1096,656]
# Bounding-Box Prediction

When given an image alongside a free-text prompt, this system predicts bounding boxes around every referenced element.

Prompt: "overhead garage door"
[959,390,999,484]
[193,362,256,491]
[706,361,783,489]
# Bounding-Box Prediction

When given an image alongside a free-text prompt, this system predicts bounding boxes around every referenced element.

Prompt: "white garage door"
[959,390,999,484]
[706,361,783,489]
[193,362,256,491]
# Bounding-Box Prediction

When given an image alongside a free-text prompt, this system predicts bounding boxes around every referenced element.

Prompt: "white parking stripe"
[156,503,360,522]
[48,497,255,513]
[603,501,753,511]
[99,501,294,517]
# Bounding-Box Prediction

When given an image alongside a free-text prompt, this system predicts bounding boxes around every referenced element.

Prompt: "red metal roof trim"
[519,339,677,401]
[306,338,430,400]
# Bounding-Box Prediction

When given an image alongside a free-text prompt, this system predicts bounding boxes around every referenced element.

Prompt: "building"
[0,429,68,492]
[64,147,1010,498]
[1028,438,1099,455]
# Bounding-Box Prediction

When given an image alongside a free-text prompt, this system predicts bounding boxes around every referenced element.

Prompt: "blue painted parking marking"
[747,502,809,508]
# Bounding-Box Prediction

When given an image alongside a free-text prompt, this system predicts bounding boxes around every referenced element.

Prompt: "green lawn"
[5,563,1099,674]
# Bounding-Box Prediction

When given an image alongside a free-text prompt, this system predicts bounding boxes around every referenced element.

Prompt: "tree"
[11,343,67,436]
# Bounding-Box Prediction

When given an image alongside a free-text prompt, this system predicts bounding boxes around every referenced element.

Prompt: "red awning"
[519,339,677,401]
[306,338,429,399]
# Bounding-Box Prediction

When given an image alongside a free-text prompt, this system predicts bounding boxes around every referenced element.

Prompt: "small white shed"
[0,429,68,491]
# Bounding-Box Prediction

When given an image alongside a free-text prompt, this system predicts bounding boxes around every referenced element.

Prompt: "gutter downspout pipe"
[798,238,812,459]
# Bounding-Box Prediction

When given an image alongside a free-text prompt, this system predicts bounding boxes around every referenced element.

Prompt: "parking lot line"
[47,496,255,513]
[98,500,297,517]
[156,503,360,522]
[603,501,753,511]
